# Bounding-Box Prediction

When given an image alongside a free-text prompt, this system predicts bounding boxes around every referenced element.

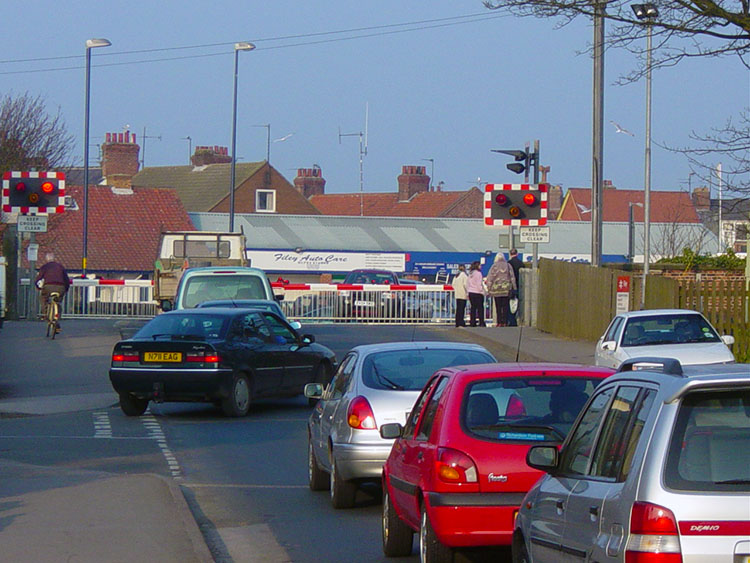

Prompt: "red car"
[379,363,614,561]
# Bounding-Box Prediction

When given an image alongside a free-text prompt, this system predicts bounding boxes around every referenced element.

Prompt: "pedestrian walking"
[507,248,523,327]
[452,264,468,327]
[485,252,516,327]
[466,260,486,327]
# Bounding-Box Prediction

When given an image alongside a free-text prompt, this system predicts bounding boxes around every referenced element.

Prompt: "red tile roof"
[309,189,478,217]
[557,188,701,223]
[28,185,194,273]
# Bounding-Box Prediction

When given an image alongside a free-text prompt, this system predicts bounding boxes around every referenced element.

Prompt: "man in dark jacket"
[507,248,523,327]
[35,253,71,331]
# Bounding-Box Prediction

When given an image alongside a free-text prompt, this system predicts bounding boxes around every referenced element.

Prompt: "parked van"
[161,266,276,311]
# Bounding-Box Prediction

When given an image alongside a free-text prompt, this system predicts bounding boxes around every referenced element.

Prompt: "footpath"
[0,322,595,563]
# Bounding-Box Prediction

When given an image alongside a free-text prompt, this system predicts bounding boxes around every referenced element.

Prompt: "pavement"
[0,321,595,563]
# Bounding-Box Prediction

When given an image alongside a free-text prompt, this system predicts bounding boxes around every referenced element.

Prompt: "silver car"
[304,341,495,508]
[595,309,735,369]
[514,357,750,563]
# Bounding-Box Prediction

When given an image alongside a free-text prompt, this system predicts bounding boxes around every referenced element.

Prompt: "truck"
[153,231,250,309]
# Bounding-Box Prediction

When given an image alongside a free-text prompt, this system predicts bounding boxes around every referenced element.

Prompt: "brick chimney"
[692,186,710,211]
[191,145,232,166]
[101,131,140,187]
[397,165,430,202]
[547,185,563,220]
[294,166,326,198]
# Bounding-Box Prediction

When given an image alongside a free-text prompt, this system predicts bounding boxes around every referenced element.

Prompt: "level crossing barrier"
[58,279,488,324]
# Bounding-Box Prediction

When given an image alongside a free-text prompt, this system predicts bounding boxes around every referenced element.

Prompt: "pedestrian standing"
[466,260,486,327]
[485,252,516,327]
[452,264,468,327]
[507,248,523,327]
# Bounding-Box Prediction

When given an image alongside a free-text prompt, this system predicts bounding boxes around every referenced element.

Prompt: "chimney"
[191,145,232,166]
[692,186,710,211]
[294,166,326,198]
[397,165,430,202]
[603,179,616,189]
[101,131,140,186]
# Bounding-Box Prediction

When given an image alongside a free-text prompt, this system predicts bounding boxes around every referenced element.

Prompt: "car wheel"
[420,506,452,563]
[382,488,413,556]
[119,393,148,416]
[512,537,530,563]
[308,437,329,491]
[221,373,251,417]
[330,454,357,509]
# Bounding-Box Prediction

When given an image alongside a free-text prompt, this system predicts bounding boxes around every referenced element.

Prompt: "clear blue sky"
[3,1,748,197]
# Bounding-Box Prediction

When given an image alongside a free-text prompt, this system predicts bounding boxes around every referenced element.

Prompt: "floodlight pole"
[229,42,255,233]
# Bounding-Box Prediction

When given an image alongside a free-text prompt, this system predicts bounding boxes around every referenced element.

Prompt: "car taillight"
[435,447,478,484]
[186,352,220,365]
[506,395,526,417]
[625,502,682,563]
[112,353,139,362]
[347,396,377,429]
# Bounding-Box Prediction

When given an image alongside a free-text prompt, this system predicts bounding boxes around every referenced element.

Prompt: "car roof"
[438,363,615,382]
[182,266,267,275]
[616,309,706,319]
[347,341,494,356]
[348,269,396,274]
[160,307,275,318]
[198,299,277,308]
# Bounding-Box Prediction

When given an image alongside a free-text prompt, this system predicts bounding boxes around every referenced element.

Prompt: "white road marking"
[92,411,112,438]
[141,412,183,480]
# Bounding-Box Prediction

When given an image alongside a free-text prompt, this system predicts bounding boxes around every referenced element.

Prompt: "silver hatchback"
[514,357,750,563]
[305,341,495,508]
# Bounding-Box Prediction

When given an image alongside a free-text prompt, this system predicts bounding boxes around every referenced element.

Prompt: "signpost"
[617,276,631,315]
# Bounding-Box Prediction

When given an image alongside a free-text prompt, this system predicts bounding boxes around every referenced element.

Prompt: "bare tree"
[0,91,75,174]
[483,0,750,79]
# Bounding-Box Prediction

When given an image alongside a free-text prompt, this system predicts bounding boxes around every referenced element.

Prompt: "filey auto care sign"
[246,250,406,272]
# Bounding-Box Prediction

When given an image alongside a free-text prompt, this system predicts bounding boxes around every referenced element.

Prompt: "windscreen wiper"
[372,365,405,390]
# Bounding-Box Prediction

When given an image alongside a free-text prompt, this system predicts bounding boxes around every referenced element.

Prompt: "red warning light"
[495,193,508,206]
[41,181,55,193]
[15,182,26,192]
[523,192,537,206]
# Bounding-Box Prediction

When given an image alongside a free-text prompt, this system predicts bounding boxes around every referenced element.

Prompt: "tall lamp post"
[229,41,255,233]
[82,38,111,277]
[631,3,658,308]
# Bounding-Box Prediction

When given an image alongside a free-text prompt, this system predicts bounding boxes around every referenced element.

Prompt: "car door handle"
[589,506,599,517]
[416,452,424,461]
[556,500,564,511]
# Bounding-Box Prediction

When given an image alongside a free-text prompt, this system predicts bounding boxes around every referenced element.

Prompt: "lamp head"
[631,3,658,19]
[235,42,256,52]
[86,38,111,49]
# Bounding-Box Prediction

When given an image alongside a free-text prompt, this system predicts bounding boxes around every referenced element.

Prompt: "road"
[0,320,514,562]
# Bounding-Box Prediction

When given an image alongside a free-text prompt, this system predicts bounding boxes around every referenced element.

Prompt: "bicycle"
[45,292,62,339]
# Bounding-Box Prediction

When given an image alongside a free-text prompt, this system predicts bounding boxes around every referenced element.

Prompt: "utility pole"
[591,0,606,268]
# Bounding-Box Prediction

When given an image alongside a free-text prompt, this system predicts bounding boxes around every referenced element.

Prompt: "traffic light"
[2,171,66,214]
[484,183,548,226]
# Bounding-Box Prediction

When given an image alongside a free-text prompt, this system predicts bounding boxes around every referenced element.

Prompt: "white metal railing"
[62,279,158,319]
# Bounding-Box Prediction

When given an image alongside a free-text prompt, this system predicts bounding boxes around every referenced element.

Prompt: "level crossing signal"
[484,183,547,226]
[1,171,66,214]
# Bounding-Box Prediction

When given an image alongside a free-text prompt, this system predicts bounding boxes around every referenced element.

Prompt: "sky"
[3,1,748,199]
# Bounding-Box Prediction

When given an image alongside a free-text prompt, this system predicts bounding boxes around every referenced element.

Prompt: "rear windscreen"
[361,349,493,391]
[665,388,750,492]
[462,377,602,443]
[135,313,228,340]
[183,275,266,308]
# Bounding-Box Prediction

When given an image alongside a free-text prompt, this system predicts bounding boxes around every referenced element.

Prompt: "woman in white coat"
[452,264,468,327]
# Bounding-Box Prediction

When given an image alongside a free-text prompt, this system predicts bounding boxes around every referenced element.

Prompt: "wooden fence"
[537,259,749,362]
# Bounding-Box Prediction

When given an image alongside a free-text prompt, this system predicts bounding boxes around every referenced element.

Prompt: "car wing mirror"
[160,299,173,312]
[275,294,284,302]
[290,321,302,330]
[526,445,559,472]
[301,334,315,345]
[721,335,735,346]
[304,382,324,399]
[379,422,403,440]
[601,340,616,351]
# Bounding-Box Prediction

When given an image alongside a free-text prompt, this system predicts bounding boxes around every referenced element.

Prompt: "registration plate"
[144,352,182,362]
[355,300,375,307]
[735,556,750,563]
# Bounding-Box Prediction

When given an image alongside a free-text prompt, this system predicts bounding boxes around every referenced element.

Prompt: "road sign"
[18,215,48,232]
[2,171,66,215]
[616,276,630,314]
[484,183,548,226]
[519,226,549,244]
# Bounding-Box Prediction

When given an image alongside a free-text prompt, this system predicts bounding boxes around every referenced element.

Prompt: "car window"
[183,274,267,308]
[603,317,623,342]
[403,376,442,439]
[327,354,357,400]
[261,312,296,344]
[589,386,642,479]
[665,388,750,492]
[361,349,493,391]
[415,377,449,441]
[619,389,656,480]
[621,314,721,347]
[134,313,227,340]
[558,387,614,476]
[462,377,603,443]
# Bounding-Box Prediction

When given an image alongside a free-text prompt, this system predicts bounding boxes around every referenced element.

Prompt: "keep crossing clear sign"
[519,226,549,244]
[17,215,48,232]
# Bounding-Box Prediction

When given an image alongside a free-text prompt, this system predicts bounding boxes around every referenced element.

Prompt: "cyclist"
[35,253,71,333]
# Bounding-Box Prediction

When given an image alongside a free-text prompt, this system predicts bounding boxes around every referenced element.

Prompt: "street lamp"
[82,37,111,277]
[229,41,255,232]
[631,2,658,308]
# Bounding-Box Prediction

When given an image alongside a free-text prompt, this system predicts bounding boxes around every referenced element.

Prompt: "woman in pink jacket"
[466,260,486,327]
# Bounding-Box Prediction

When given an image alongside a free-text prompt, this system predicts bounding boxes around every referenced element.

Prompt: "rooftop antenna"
[339,103,369,216]
[180,136,192,164]
[140,126,162,168]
